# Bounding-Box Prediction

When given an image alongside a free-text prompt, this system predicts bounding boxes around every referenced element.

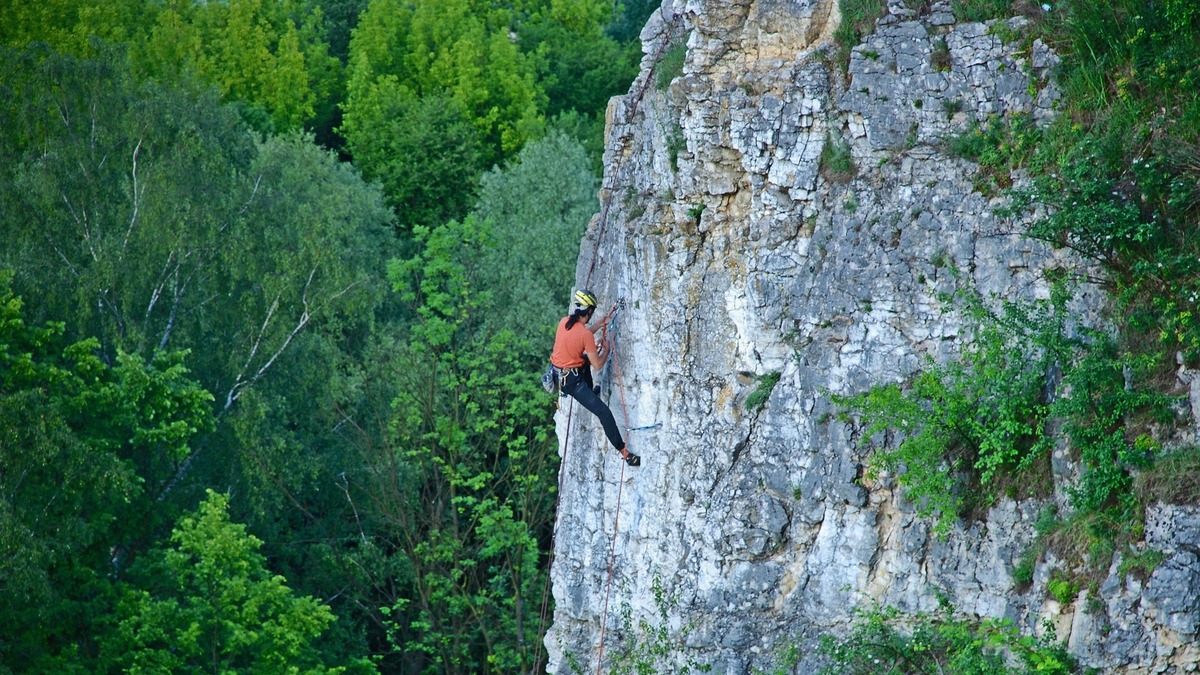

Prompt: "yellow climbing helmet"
[573,289,597,312]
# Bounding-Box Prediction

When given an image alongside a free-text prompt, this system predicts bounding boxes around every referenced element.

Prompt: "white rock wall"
[546,1,1200,672]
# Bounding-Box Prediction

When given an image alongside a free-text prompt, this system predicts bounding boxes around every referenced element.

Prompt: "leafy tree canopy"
[0,43,393,399]
[365,218,556,672]
[131,0,341,132]
[0,0,341,133]
[0,0,150,55]
[100,489,360,673]
[342,88,485,232]
[344,0,543,171]
[0,271,214,670]
[472,130,598,355]
[516,0,640,122]
[0,45,396,629]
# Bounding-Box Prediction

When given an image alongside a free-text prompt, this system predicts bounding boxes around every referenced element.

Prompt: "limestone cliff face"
[546,1,1200,672]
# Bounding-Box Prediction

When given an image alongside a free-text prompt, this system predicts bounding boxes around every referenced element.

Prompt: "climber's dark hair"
[565,305,594,330]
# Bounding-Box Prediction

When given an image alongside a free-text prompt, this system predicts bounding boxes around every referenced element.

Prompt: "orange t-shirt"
[550,316,596,369]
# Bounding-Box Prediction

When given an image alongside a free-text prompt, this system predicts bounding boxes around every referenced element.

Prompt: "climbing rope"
[534,397,575,667]
[594,327,636,674]
[531,303,631,675]
[532,302,616,635]
[533,8,684,674]
[584,9,684,289]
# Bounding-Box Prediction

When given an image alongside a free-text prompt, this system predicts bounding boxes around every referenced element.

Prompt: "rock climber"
[550,289,640,467]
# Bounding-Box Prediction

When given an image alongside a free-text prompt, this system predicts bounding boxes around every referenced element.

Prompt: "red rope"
[594,332,635,673]
[535,10,683,672]
[535,310,620,672]
[584,10,682,289]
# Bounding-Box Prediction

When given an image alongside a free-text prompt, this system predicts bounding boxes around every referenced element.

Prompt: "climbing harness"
[541,364,581,397]
[542,302,620,398]
[541,364,557,394]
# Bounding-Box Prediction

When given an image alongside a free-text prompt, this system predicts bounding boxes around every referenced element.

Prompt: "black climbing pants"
[562,370,625,452]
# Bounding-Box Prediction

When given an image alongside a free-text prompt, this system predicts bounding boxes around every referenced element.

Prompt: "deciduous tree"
[472,130,597,354]
[328,218,557,672]
[100,490,359,673]
[0,272,213,670]
[343,0,543,173]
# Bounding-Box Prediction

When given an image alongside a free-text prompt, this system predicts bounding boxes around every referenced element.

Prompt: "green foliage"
[606,574,712,675]
[1039,506,1140,594]
[1007,0,1200,370]
[835,284,1070,536]
[936,0,1200,586]
[988,18,1023,46]
[344,0,543,167]
[130,0,342,132]
[1118,547,1165,580]
[746,371,782,412]
[0,43,393,483]
[1135,447,1200,504]
[0,43,395,667]
[821,133,857,184]
[548,108,610,174]
[322,0,372,63]
[818,602,1076,675]
[1050,333,1173,513]
[514,0,642,167]
[952,0,1014,23]
[838,378,961,534]
[1012,548,1037,586]
[0,272,214,670]
[948,113,1042,196]
[0,0,151,56]
[837,271,1176,557]
[101,490,350,673]
[0,42,247,353]
[932,37,952,72]
[607,0,661,43]
[342,87,484,230]
[0,4,648,668]
[1011,506,1060,587]
[1,45,391,385]
[0,0,342,133]
[667,126,688,172]
[834,0,887,70]
[657,42,687,90]
[1020,117,1200,364]
[518,0,639,121]
[753,643,802,675]
[472,130,598,354]
[360,217,558,673]
[1047,574,1080,605]
[1055,0,1200,109]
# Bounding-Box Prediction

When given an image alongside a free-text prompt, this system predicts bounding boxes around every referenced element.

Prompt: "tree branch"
[123,136,144,253]
[158,269,363,500]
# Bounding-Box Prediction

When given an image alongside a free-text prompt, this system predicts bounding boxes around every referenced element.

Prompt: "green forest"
[0,0,655,672]
[3,0,1200,672]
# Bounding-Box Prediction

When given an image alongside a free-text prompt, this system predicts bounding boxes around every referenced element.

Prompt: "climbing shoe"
[622,451,641,467]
